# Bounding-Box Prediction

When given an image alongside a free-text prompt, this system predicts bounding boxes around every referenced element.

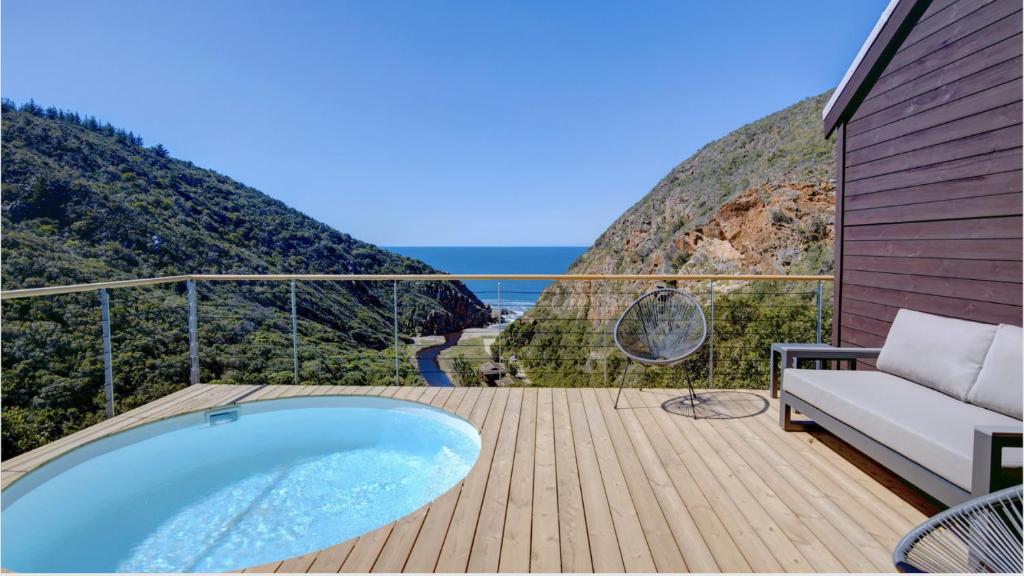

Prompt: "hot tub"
[1,396,481,572]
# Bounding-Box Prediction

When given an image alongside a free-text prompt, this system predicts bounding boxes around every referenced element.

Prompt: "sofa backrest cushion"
[877,309,998,400]
[967,324,1023,420]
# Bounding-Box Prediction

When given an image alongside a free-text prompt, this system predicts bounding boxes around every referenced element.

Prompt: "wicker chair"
[613,287,707,413]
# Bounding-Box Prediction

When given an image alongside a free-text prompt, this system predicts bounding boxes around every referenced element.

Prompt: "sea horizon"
[387,246,588,310]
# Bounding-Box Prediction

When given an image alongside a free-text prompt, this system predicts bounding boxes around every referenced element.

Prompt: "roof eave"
[822,0,932,137]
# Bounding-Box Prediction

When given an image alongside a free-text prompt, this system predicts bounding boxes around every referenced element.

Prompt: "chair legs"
[682,364,699,420]
[614,358,632,409]
[615,360,700,417]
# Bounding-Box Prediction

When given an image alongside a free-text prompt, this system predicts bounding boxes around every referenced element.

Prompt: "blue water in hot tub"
[1,396,481,573]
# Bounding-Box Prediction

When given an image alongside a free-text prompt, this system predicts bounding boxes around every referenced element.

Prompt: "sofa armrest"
[789,347,882,364]
[972,425,1024,497]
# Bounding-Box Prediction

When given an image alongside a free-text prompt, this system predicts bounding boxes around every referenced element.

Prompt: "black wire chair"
[613,287,707,414]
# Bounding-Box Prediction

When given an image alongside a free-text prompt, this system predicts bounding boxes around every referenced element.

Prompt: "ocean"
[387,246,588,313]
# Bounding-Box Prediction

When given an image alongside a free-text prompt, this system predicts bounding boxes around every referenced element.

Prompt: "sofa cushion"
[876,309,998,400]
[783,368,1022,491]
[968,324,1023,420]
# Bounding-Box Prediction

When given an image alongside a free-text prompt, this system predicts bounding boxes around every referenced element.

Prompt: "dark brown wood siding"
[834,0,1023,350]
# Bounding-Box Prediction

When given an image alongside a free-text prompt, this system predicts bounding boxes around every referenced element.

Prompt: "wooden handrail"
[0,273,834,300]
[0,275,193,300]
[192,273,833,282]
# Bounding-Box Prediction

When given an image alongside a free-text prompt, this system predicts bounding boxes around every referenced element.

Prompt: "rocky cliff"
[500,90,837,387]
[572,89,836,281]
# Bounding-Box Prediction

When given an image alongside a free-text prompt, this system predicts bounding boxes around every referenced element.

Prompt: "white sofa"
[780,309,1023,506]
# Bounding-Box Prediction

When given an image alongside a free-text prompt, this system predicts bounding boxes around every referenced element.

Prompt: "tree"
[22,99,43,116]
[153,143,169,157]
[451,354,479,386]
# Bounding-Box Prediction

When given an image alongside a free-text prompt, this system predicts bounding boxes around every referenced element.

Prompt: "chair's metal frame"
[612,287,707,413]
[893,484,1022,573]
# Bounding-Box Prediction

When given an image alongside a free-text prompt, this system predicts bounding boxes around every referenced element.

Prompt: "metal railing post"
[816,280,824,344]
[393,280,400,386]
[187,279,199,385]
[497,280,503,381]
[100,288,114,417]
[291,280,299,384]
[708,281,715,389]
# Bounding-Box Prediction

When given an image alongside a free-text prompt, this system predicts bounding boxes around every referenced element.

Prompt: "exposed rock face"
[419,288,493,334]
[677,182,834,275]
[529,90,836,320]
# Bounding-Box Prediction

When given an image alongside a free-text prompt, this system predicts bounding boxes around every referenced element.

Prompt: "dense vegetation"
[1,100,489,458]
[497,91,836,389]
[498,280,832,389]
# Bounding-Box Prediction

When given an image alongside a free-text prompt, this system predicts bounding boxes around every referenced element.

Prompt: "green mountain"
[578,90,836,278]
[499,90,836,388]
[0,100,489,457]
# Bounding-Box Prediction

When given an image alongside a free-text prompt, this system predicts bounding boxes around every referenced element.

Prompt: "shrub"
[451,354,479,386]
[769,207,793,225]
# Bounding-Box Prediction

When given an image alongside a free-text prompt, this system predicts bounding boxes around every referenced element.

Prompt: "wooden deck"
[1,384,938,573]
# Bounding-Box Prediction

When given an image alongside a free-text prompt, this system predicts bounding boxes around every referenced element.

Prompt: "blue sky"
[2,0,887,246]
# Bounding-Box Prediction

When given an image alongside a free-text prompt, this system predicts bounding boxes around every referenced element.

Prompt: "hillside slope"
[500,91,836,388]
[577,90,835,278]
[1,100,488,456]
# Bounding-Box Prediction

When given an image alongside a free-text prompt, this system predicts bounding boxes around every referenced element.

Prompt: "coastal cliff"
[574,90,835,280]
[501,90,836,387]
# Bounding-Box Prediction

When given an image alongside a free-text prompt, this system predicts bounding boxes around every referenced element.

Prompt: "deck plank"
[394,386,426,402]
[419,386,442,405]
[577,388,656,572]
[0,470,26,490]
[439,388,514,572]
[341,523,394,572]
[369,387,470,572]
[641,390,782,572]
[619,389,755,572]
[611,389,725,572]
[274,550,318,573]
[498,388,538,572]
[371,508,429,573]
[4,386,933,574]
[754,397,925,534]
[550,388,592,573]
[243,560,282,573]
[717,419,891,572]
[690,412,846,572]
[403,388,493,572]
[528,388,560,573]
[653,391,814,572]
[590,388,689,572]
[565,388,625,572]
[468,388,524,571]
[307,540,357,573]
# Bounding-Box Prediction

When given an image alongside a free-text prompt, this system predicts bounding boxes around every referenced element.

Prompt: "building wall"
[834,0,1023,352]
